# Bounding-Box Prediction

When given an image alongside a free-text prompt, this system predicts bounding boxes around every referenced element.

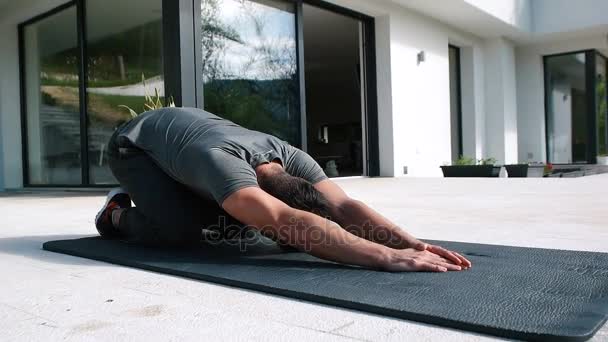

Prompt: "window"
[21,5,81,185]
[19,0,379,187]
[201,0,300,146]
[20,0,164,186]
[302,3,366,177]
[544,51,608,164]
[86,0,163,184]
[200,0,376,177]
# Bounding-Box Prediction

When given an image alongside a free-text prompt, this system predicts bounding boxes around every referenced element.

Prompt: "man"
[95,107,471,272]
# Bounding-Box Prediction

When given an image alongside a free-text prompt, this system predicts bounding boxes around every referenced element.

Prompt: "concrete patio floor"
[1,175,608,341]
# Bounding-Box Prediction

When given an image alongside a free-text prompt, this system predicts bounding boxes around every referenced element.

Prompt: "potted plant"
[441,156,500,177]
[504,164,529,178]
[544,163,553,177]
[524,162,547,178]
[504,162,551,177]
[597,154,608,165]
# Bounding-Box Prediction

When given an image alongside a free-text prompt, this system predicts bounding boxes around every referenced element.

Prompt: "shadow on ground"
[0,234,108,266]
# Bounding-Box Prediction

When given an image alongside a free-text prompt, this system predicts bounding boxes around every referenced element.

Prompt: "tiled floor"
[1,175,607,341]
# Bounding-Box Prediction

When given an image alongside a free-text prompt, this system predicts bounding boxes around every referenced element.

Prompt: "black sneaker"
[95,188,131,238]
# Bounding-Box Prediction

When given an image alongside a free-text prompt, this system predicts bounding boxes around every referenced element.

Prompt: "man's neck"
[255,161,283,179]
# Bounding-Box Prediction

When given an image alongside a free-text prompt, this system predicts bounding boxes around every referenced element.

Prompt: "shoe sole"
[95,188,128,226]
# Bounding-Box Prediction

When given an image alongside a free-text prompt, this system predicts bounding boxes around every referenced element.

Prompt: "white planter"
[597,156,608,165]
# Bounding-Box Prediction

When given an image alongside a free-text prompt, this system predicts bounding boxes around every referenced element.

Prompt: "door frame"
[448,44,463,162]
[18,1,90,187]
[189,0,380,176]
[543,49,608,164]
[298,0,379,176]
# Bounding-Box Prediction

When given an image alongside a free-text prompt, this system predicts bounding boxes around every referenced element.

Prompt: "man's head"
[256,162,330,218]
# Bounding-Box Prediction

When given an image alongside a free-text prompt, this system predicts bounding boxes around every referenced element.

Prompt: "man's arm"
[314,180,471,268]
[221,187,462,272]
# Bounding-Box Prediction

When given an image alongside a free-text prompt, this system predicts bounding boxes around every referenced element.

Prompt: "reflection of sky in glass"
[210,0,296,80]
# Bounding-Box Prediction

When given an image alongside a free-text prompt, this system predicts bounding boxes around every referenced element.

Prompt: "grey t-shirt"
[115,107,327,204]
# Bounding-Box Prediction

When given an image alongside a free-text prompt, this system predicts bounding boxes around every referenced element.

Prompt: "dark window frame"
[449,44,464,159]
[193,0,380,176]
[543,49,608,164]
[299,0,379,176]
[18,1,90,188]
[19,0,169,188]
[594,52,608,158]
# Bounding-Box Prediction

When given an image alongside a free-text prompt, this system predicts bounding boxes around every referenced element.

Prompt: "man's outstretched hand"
[417,242,472,269]
[381,244,472,272]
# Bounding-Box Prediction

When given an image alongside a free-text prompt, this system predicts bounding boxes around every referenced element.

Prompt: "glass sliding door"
[545,51,608,164]
[596,54,607,157]
[200,0,300,146]
[22,5,82,185]
[545,52,589,164]
[302,4,365,177]
[86,0,164,184]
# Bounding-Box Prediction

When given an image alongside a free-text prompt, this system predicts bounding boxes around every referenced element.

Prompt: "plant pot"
[527,165,545,178]
[504,164,529,178]
[597,156,608,165]
[440,165,500,177]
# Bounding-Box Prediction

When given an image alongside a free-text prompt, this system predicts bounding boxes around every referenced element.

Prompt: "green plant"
[454,155,476,166]
[119,75,175,118]
[452,156,497,166]
[478,157,497,166]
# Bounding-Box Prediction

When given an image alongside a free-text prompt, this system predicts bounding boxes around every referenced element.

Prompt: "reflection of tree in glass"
[201,0,243,81]
[201,0,299,145]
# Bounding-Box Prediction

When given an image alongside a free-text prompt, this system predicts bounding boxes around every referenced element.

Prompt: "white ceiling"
[390,0,608,46]
[390,0,528,41]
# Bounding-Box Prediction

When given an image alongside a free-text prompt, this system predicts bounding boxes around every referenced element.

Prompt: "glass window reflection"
[86,0,164,184]
[545,53,589,163]
[23,6,82,185]
[201,0,300,146]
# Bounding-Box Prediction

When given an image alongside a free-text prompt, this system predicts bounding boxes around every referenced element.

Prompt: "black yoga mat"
[43,237,608,341]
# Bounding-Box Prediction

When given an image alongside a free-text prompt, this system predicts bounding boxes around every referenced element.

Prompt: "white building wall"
[0,22,23,189]
[484,38,518,164]
[460,46,486,160]
[373,15,395,177]
[388,9,451,177]
[516,35,608,163]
